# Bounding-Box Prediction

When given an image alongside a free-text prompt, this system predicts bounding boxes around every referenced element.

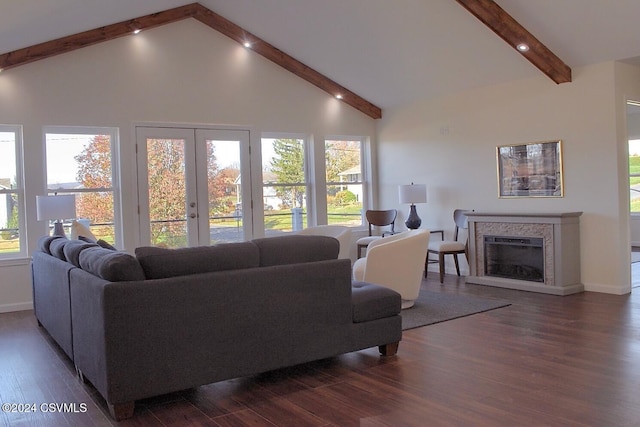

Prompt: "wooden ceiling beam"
[191,4,381,119]
[0,4,198,71]
[0,2,381,119]
[455,0,571,84]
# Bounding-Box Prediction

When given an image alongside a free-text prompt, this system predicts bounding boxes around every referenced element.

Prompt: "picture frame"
[496,140,563,198]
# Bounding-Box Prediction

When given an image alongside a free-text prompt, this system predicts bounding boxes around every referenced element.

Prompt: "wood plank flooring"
[1,275,639,426]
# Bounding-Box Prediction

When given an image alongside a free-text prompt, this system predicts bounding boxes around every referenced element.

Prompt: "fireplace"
[484,236,544,282]
[465,212,583,295]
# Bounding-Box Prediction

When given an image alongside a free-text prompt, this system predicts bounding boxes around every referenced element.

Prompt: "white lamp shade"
[398,184,427,204]
[36,195,77,221]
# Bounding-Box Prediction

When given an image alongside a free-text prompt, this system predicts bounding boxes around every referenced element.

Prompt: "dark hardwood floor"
[2,274,640,426]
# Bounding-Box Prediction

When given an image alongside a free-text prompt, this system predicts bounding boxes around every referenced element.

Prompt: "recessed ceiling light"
[133,29,141,35]
[336,94,343,99]
[516,43,529,52]
[243,41,252,48]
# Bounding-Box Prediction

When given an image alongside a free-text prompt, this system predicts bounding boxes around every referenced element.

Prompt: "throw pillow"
[70,220,97,242]
[79,247,145,282]
[63,239,99,267]
[97,239,117,250]
[48,236,70,260]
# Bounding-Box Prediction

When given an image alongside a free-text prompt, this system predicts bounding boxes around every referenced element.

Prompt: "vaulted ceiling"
[2,0,640,116]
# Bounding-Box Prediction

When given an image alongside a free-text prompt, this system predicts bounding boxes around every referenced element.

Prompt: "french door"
[136,126,252,248]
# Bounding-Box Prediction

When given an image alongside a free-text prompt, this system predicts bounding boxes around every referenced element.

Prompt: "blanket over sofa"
[32,234,402,420]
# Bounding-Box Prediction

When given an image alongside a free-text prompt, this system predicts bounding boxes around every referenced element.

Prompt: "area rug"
[401,291,511,330]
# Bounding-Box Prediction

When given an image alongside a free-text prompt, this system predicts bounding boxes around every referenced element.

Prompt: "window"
[631,139,640,213]
[261,136,308,234]
[0,125,25,257]
[44,127,120,245]
[325,138,364,226]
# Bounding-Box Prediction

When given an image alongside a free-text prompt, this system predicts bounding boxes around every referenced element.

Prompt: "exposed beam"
[0,3,381,119]
[0,4,198,71]
[455,0,571,84]
[192,4,382,119]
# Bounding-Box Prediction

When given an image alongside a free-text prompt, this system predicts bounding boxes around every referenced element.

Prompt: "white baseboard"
[582,282,630,295]
[0,301,33,313]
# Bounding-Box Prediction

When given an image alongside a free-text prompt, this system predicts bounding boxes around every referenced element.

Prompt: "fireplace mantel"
[465,212,583,295]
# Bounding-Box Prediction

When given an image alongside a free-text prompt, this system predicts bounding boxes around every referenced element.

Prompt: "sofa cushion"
[63,239,99,267]
[351,281,401,323]
[49,237,70,260]
[135,242,260,280]
[79,247,145,282]
[37,235,66,254]
[252,235,339,267]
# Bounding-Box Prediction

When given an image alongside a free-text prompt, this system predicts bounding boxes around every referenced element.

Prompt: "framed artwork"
[497,140,563,198]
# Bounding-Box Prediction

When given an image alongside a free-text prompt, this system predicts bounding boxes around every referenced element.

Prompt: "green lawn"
[630,156,640,185]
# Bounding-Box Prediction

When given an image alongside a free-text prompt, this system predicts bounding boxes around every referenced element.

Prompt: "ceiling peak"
[0,2,382,119]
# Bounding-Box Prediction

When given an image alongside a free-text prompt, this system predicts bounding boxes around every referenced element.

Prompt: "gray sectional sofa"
[32,234,402,420]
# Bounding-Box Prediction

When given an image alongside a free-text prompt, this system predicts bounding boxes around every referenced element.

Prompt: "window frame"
[0,125,26,260]
[43,126,122,246]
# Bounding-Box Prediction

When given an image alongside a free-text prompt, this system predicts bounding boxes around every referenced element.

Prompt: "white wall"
[377,61,640,295]
[0,19,377,312]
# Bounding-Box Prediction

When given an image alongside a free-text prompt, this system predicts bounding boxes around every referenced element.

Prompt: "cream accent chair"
[296,225,352,259]
[353,229,430,309]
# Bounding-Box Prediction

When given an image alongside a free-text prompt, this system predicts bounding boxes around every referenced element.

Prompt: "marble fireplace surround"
[465,212,584,295]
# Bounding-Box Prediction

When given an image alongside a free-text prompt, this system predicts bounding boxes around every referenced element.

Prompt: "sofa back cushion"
[135,242,260,280]
[37,235,66,255]
[79,247,145,282]
[252,235,339,267]
[63,239,100,267]
[48,237,70,260]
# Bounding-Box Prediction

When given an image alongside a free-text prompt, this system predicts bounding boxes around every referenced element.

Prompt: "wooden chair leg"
[379,342,399,356]
[424,252,429,278]
[454,253,461,276]
[108,402,135,421]
[439,253,445,283]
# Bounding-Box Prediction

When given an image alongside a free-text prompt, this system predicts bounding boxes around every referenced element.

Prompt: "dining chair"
[356,209,397,258]
[425,209,470,283]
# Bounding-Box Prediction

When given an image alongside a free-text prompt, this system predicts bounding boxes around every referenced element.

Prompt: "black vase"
[405,204,422,229]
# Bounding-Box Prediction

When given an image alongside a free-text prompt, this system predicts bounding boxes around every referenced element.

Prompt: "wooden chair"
[356,209,397,258]
[425,209,470,283]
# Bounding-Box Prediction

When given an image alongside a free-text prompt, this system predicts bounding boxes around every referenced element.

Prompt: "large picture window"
[325,138,364,226]
[0,125,25,258]
[44,127,120,245]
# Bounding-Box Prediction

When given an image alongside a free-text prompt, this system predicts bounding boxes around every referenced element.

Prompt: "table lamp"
[398,183,427,229]
[36,194,76,236]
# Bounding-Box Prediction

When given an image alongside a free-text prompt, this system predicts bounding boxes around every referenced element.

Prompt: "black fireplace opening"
[484,235,544,282]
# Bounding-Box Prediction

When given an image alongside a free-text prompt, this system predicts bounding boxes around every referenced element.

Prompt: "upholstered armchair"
[352,229,430,309]
[296,225,352,259]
